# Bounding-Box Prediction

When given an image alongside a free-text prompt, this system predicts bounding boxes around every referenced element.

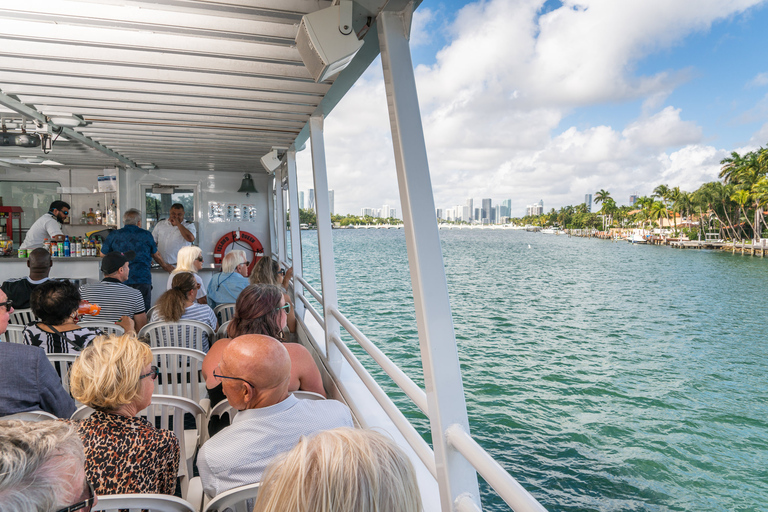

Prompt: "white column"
[274,163,287,262]
[378,9,481,511]
[309,116,342,372]
[266,177,277,258]
[286,149,305,320]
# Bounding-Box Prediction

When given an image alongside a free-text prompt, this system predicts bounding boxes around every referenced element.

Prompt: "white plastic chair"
[78,321,126,336]
[213,303,235,324]
[92,494,197,512]
[70,395,205,500]
[292,390,326,400]
[45,353,78,397]
[0,410,58,421]
[206,398,238,440]
[138,320,214,352]
[215,320,231,341]
[151,347,207,406]
[8,308,37,325]
[147,305,158,321]
[3,324,25,343]
[204,482,261,512]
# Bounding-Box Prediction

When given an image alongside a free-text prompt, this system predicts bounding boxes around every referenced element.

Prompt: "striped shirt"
[80,279,146,323]
[150,302,217,351]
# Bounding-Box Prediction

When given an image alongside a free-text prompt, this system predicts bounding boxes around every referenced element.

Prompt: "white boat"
[628,230,648,244]
[0,2,545,511]
[541,228,557,234]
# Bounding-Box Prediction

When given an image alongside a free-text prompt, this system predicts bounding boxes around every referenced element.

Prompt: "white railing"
[291,276,547,511]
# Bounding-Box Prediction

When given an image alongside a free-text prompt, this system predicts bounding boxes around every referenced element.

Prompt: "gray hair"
[123,208,142,226]
[221,250,247,273]
[0,420,86,512]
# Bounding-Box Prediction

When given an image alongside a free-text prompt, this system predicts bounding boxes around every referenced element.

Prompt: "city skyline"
[294,1,768,218]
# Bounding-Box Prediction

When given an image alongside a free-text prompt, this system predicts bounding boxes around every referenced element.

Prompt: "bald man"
[197,334,353,498]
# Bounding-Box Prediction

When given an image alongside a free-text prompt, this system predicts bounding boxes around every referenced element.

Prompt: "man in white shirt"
[19,200,69,250]
[152,203,196,265]
[197,334,353,499]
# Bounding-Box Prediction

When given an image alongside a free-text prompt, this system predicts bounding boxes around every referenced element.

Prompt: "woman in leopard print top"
[70,334,180,495]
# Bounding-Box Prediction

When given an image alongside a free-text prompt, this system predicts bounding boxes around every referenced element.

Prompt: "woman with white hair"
[166,245,207,304]
[206,250,249,310]
[254,428,422,512]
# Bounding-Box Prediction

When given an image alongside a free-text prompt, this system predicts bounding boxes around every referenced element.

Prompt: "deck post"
[378,9,482,511]
[274,162,287,263]
[286,149,305,320]
[267,178,278,258]
[308,116,342,372]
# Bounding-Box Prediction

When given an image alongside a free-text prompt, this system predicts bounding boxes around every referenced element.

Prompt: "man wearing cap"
[79,251,148,331]
[101,208,173,311]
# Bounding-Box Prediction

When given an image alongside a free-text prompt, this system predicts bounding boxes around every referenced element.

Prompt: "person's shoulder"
[0,341,41,360]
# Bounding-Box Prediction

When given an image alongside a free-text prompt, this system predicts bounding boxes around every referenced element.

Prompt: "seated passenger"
[79,251,148,331]
[151,272,217,351]
[207,250,249,310]
[23,280,119,353]
[69,334,180,496]
[1,247,53,310]
[0,287,76,418]
[0,420,93,512]
[249,257,295,332]
[202,284,325,404]
[254,428,422,512]
[197,334,353,499]
[166,245,207,304]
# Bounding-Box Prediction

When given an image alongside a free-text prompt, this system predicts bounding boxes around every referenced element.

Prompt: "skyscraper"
[436,208,444,220]
[328,189,334,215]
[308,189,315,211]
[467,198,474,222]
[481,198,492,224]
[382,204,391,218]
[501,199,512,218]
[629,194,639,205]
[299,191,305,210]
[585,193,592,212]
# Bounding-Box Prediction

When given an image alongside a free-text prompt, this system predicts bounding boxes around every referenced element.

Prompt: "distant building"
[466,198,474,221]
[482,198,492,222]
[436,208,444,220]
[309,189,315,211]
[474,208,480,221]
[361,207,376,217]
[501,199,512,218]
[494,205,501,224]
[328,190,334,215]
[460,205,470,222]
[585,193,592,212]
[526,200,544,217]
[629,194,639,205]
[299,191,305,210]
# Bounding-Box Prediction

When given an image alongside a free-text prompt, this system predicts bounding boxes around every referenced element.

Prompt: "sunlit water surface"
[299,228,767,511]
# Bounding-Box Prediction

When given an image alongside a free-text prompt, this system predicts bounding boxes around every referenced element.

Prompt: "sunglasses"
[196,257,204,262]
[139,365,159,380]
[0,299,13,311]
[277,268,286,276]
[55,480,95,512]
[275,303,291,313]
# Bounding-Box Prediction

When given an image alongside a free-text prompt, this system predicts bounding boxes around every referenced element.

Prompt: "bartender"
[152,203,196,265]
[19,200,69,250]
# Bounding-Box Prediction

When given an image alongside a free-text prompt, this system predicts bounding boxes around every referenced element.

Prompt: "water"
[299,228,768,512]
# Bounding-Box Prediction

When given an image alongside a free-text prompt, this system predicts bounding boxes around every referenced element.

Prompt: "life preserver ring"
[213,230,264,274]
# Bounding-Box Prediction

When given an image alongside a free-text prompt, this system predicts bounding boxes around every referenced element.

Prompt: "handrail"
[445,424,546,512]
[328,334,437,478]
[295,275,323,304]
[330,307,429,415]
[297,293,325,330]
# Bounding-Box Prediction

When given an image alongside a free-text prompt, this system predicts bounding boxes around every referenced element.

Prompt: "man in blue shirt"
[100,208,173,310]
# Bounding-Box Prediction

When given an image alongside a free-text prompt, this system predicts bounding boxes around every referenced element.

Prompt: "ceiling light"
[48,114,85,128]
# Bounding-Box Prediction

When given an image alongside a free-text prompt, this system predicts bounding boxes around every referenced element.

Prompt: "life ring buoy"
[213,230,264,274]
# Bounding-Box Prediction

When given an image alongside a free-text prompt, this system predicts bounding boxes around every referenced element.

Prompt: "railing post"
[378,8,481,511]
[309,116,342,371]
[266,177,277,258]
[286,149,305,320]
[274,162,287,262]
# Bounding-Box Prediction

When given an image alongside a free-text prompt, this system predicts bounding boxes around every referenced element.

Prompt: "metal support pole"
[274,163,287,262]
[309,116,342,372]
[266,178,277,259]
[378,9,481,511]
[286,149,305,321]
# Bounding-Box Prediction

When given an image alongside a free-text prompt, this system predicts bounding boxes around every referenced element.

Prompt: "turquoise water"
[300,229,768,512]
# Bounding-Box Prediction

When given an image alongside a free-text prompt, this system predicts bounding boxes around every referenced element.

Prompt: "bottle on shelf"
[75,237,82,257]
[51,240,58,257]
[57,239,64,257]
[43,238,50,253]
[107,199,117,226]
[87,208,96,225]
[63,236,70,257]
[80,211,88,225]
[95,202,103,225]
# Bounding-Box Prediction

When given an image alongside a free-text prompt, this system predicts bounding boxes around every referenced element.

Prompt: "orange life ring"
[213,230,264,274]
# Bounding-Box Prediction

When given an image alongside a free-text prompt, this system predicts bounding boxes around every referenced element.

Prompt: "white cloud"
[298,0,766,217]
[747,72,768,88]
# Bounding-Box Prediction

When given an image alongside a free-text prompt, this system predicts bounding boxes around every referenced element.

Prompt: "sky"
[295,0,768,218]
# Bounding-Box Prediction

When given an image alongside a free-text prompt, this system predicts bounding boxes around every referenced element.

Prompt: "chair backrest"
[3,324,26,343]
[292,390,326,401]
[151,347,207,404]
[92,494,197,512]
[204,482,261,512]
[138,320,214,352]
[8,308,37,325]
[206,398,237,441]
[1,410,58,422]
[46,353,78,396]
[78,321,126,336]
[213,303,235,324]
[215,320,231,341]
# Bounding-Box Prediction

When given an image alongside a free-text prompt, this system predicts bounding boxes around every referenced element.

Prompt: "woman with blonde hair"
[151,272,217,351]
[249,256,295,332]
[166,245,207,303]
[254,428,422,512]
[69,334,180,496]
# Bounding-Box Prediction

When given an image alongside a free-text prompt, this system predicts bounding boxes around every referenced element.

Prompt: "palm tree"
[719,151,746,184]
[730,188,753,240]
[594,189,611,206]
